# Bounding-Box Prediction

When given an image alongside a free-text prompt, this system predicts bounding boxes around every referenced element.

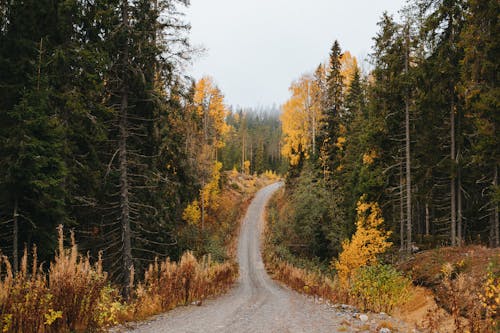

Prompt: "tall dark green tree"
[0,0,70,269]
[417,0,466,245]
[319,40,344,177]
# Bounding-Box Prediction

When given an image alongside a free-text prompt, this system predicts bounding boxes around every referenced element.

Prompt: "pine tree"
[370,12,410,250]
[319,40,344,178]
[0,47,67,270]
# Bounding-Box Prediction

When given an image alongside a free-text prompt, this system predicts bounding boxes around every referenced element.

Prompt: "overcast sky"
[185,0,407,109]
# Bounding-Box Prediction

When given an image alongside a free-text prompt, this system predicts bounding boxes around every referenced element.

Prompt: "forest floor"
[114,183,415,333]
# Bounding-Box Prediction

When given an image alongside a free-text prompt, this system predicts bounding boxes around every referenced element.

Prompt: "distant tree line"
[222,107,285,175]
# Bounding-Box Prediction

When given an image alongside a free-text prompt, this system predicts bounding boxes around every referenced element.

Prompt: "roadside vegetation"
[265,186,499,332]
[264,0,499,332]
[0,172,278,333]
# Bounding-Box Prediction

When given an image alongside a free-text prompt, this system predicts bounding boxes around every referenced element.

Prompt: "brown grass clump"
[0,247,53,333]
[271,261,338,302]
[0,226,109,333]
[48,226,108,332]
[133,252,238,319]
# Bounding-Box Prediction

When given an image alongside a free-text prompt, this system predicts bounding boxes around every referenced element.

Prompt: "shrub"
[350,264,412,313]
[271,261,338,302]
[480,261,499,325]
[333,197,392,288]
[0,226,109,333]
[434,259,500,332]
[133,252,238,319]
[48,226,108,332]
[0,247,54,333]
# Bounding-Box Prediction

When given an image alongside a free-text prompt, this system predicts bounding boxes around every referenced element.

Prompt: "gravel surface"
[117,183,413,333]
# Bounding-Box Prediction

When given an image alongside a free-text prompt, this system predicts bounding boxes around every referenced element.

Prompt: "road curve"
[126,182,347,333]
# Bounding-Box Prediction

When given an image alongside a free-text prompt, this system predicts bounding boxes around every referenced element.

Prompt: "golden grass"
[132,252,237,320]
[0,226,107,333]
[0,227,238,332]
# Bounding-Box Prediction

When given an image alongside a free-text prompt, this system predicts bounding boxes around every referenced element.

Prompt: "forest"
[0,0,282,275]
[268,0,498,330]
[278,0,498,258]
[0,0,498,332]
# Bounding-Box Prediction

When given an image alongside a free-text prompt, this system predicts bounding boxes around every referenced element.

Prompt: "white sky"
[185,0,406,109]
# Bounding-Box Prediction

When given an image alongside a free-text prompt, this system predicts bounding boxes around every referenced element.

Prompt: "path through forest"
[120,183,403,332]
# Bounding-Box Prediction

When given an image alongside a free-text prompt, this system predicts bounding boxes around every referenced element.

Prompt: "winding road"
[125,183,367,332]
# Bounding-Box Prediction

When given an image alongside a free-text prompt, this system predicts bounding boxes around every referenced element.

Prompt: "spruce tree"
[319,40,344,178]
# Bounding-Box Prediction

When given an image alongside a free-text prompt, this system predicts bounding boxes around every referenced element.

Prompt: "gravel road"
[122,183,404,333]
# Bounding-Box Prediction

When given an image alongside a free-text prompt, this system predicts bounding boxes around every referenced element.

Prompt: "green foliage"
[319,40,344,176]
[350,264,412,313]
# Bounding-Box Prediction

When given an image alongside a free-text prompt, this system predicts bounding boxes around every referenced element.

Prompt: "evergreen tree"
[319,40,344,178]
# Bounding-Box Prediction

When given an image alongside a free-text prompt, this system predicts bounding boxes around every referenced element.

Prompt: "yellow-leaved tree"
[333,196,392,287]
[183,77,229,230]
[193,76,230,153]
[182,161,222,227]
[340,51,358,89]
[280,74,323,165]
[201,161,222,213]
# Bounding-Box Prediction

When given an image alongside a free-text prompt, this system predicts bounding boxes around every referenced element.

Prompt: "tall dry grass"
[48,226,108,332]
[0,228,239,332]
[0,226,108,333]
[270,260,339,302]
[132,252,237,319]
[0,247,51,332]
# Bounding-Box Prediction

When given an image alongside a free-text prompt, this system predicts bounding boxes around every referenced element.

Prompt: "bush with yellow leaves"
[350,264,411,313]
[333,196,392,288]
[478,261,499,331]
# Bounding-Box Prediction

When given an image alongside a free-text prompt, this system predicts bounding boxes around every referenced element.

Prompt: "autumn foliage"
[0,225,239,332]
[0,226,107,332]
[133,252,237,319]
[333,197,392,287]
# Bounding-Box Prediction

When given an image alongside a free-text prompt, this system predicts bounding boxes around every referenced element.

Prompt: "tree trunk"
[450,97,456,246]
[13,198,18,273]
[241,134,245,172]
[201,179,205,231]
[119,0,133,299]
[457,165,462,246]
[400,160,405,251]
[404,25,412,253]
[494,166,499,247]
[425,201,430,236]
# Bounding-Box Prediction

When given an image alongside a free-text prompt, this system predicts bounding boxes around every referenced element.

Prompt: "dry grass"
[399,245,500,332]
[49,226,108,332]
[269,260,339,302]
[0,226,108,333]
[0,247,52,332]
[132,252,237,320]
[0,229,239,332]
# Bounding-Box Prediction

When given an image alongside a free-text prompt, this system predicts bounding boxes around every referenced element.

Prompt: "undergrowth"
[266,187,500,332]
[0,172,278,332]
[264,190,412,315]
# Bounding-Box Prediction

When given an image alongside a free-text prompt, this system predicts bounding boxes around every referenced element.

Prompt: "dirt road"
[123,183,389,332]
